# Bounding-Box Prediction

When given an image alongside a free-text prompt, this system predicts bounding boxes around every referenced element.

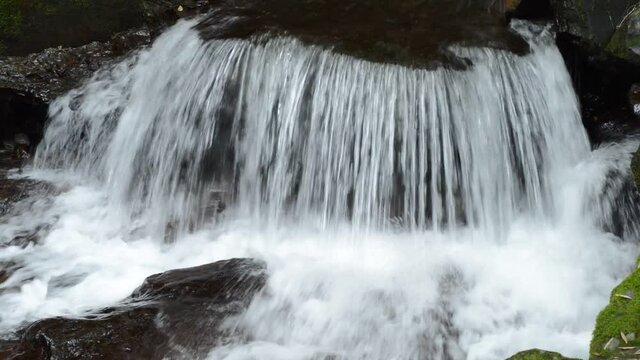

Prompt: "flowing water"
[1,19,639,359]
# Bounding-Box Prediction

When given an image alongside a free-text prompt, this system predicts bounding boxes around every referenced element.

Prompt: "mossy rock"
[0,0,206,56]
[507,349,579,360]
[590,261,640,358]
[606,4,640,63]
[632,145,640,189]
[0,0,146,56]
[550,0,637,47]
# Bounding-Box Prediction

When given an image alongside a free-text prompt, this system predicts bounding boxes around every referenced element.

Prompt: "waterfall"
[1,19,639,360]
[36,21,588,237]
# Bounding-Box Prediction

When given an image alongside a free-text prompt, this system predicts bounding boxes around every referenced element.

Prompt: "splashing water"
[1,20,639,359]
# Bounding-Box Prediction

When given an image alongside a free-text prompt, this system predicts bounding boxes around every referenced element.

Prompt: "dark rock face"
[0,90,47,148]
[510,0,640,145]
[7,258,267,360]
[556,32,640,144]
[0,28,151,151]
[195,0,530,69]
[509,0,554,20]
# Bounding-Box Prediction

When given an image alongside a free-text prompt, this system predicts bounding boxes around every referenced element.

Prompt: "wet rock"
[0,145,55,218]
[556,32,640,144]
[195,0,530,69]
[507,349,578,360]
[2,224,52,249]
[0,340,18,359]
[0,28,151,104]
[142,0,215,29]
[133,258,266,303]
[0,262,14,285]
[513,0,640,142]
[607,4,640,62]
[0,176,34,217]
[9,258,267,360]
[550,0,637,47]
[630,83,640,116]
[604,337,621,351]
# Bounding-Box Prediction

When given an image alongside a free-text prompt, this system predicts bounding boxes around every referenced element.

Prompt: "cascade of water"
[35,21,589,237]
[0,17,636,360]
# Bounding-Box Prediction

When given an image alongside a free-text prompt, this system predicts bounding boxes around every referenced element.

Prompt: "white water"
[1,20,639,359]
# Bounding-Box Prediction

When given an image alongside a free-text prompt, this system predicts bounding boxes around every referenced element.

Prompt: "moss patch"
[507,349,578,360]
[0,0,22,36]
[0,0,147,56]
[606,4,640,62]
[631,145,640,189]
[590,261,640,357]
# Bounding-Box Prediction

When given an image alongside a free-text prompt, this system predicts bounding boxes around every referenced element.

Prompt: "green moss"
[631,145,640,189]
[606,4,640,62]
[590,261,640,357]
[0,0,147,56]
[507,349,578,360]
[0,0,22,37]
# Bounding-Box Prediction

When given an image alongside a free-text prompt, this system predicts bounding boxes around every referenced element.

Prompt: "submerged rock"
[507,349,579,360]
[7,258,267,360]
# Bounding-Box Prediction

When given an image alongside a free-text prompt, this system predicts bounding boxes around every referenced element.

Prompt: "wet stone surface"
[195,0,530,69]
[0,28,151,103]
[7,258,268,360]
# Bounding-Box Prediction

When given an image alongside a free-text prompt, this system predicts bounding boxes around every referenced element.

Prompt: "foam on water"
[0,19,639,359]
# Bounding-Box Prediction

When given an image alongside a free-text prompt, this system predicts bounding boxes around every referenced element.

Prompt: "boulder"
[7,258,267,360]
